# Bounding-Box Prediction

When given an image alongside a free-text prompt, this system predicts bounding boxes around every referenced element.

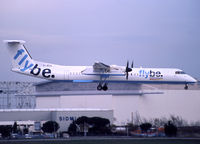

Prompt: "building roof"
[0,108,113,112]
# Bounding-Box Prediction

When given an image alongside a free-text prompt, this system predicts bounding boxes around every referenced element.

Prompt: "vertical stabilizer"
[4,40,35,73]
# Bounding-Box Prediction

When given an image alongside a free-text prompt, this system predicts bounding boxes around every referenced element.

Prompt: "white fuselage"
[13,61,197,84]
[4,40,197,87]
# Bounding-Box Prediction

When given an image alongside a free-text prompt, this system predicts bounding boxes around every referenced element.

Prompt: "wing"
[93,61,110,72]
[82,62,125,76]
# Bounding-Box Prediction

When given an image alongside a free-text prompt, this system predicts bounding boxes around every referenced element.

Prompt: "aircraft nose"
[188,76,197,83]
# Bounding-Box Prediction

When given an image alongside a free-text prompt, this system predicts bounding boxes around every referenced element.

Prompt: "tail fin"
[4,40,35,73]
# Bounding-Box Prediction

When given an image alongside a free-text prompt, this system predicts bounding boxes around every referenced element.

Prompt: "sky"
[0,0,200,81]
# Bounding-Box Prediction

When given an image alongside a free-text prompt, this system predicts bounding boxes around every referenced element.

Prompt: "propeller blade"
[125,60,132,80]
[131,61,134,68]
[126,61,129,68]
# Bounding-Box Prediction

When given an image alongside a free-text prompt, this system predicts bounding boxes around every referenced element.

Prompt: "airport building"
[0,81,200,132]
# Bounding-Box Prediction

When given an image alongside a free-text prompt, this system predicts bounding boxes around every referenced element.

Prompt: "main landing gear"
[97,83,108,91]
[184,84,188,90]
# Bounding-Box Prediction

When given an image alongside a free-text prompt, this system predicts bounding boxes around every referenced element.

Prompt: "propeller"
[125,61,132,80]
[131,60,134,68]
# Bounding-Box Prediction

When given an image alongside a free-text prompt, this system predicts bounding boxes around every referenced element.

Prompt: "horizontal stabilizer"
[3,40,25,45]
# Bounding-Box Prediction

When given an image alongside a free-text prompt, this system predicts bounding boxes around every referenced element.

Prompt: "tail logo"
[30,64,55,78]
[14,49,55,79]
[14,49,34,72]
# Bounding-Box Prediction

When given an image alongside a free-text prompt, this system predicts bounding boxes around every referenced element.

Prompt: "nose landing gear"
[184,84,188,90]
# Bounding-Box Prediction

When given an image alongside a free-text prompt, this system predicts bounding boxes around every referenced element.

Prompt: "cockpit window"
[175,71,186,74]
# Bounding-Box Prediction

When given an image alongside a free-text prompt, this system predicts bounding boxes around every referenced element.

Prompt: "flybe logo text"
[139,70,163,79]
[14,49,55,78]
[14,49,33,72]
[30,64,55,78]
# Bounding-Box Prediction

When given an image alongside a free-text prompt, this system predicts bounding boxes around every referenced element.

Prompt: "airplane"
[3,40,197,91]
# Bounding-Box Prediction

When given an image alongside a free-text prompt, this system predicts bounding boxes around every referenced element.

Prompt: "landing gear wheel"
[97,84,102,91]
[184,84,188,90]
[102,84,108,91]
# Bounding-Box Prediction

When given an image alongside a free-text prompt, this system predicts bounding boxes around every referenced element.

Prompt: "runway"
[0,137,200,144]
